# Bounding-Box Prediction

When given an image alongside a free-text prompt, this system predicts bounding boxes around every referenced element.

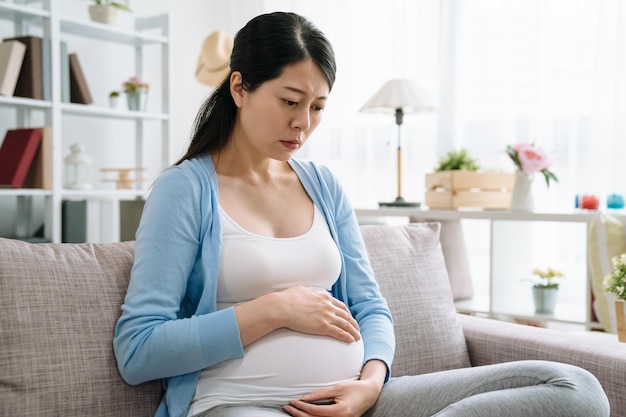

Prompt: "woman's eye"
[284,100,297,106]
[312,105,325,112]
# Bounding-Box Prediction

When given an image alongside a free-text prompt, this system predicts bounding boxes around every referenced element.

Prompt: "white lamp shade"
[360,79,437,114]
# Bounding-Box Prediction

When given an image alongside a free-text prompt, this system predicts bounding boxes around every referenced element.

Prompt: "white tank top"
[187,205,364,416]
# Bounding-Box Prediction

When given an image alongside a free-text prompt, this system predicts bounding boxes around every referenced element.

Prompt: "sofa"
[1,222,625,417]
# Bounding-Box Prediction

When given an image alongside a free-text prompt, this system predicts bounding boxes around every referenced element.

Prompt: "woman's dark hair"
[175,12,336,165]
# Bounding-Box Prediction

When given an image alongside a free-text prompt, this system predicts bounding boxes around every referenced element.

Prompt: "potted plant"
[434,148,480,172]
[123,76,149,111]
[108,90,120,109]
[528,267,564,314]
[425,148,515,209]
[87,1,131,25]
[603,253,626,342]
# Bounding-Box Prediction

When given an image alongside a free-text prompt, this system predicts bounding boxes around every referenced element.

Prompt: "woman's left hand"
[283,360,387,417]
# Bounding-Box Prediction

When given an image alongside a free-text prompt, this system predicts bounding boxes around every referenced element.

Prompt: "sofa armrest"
[458,313,626,417]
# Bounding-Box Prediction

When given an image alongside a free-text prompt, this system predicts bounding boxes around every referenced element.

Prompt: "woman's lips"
[280,140,301,150]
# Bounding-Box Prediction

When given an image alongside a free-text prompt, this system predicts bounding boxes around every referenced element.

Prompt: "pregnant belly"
[201,328,364,392]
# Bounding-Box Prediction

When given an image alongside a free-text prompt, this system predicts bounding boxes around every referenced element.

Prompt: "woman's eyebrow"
[283,86,328,100]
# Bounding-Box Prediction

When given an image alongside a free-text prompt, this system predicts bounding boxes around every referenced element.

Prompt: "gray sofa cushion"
[360,223,471,377]
[0,238,162,417]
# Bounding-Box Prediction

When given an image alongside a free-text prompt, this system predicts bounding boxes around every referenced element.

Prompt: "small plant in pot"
[434,148,480,171]
[528,267,564,315]
[108,90,120,109]
[87,1,131,25]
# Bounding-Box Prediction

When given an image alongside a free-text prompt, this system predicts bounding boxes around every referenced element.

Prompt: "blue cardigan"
[113,155,395,417]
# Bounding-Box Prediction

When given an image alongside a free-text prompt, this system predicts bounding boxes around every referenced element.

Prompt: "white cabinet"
[355,207,626,330]
[0,0,170,242]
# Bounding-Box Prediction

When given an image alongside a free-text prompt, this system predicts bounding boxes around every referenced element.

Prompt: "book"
[62,200,87,243]
[60,41,70,103]
[3,35,43,99]
[23,127,53,189]
[41,37,51,101]
[0,128,43,188]
[69,53,93,104]
[119,199,145,241]
[0,40,26,96]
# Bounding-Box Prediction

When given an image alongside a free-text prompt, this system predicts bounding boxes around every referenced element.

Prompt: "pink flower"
[515,143,552,174]
[506,142,558,188]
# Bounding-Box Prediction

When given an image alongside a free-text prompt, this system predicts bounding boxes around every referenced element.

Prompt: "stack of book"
[0,35,92,103]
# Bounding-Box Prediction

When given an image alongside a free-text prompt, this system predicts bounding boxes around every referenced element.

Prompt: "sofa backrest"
[0,223,469,416]
[0,238,162,417]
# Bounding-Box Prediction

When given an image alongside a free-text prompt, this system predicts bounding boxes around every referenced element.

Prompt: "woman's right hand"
[234,285,360,347]
[276,285,361,343]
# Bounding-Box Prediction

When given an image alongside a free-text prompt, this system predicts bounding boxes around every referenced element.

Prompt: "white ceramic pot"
[88,4,117,25]
[109,96,120,109]
[532,286,558,314]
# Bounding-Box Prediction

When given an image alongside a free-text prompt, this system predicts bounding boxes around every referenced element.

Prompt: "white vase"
[532,286,558,314]
[88,4,117,25]
[509,170,534,212]
[109,96,120,109]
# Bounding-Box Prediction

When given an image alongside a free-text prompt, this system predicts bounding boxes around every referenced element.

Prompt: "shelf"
[0,189,52,197]
[0,95,51,109]
[61,102,169,120]
[356,207,615,331]
[60,16,168,46]
[1,2,170,243]
[61,189,147,200]
[355,207,626,223]
[0,2,49,19]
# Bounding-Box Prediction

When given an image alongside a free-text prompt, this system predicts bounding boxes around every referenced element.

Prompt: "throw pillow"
[360,223,471,377]
[0,238,162,417]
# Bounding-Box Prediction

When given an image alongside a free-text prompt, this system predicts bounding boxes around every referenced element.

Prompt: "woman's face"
[230,59,330,161]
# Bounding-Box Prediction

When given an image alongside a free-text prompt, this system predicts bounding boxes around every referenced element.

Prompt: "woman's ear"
[230,71,245,108]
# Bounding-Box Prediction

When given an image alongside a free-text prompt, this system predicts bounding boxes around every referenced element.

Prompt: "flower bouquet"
[530,267,565,289]
[604,254,626,301]
[604,253,626,342]
[506,143,558,187]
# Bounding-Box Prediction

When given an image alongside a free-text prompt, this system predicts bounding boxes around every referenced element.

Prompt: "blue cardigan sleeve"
[113,164,244,386]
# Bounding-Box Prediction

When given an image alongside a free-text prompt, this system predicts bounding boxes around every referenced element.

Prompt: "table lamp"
[360,79,437,207]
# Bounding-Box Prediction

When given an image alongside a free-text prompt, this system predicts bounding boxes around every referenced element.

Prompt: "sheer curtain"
[264,0,625,211]
[447,0,625,211]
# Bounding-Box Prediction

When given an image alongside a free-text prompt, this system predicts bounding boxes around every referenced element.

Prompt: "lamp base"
[378,197,421,208]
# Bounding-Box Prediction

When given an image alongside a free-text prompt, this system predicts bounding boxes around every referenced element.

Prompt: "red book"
[0,128,43,188]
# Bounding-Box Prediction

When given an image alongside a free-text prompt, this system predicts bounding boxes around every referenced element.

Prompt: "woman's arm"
[114,166,244,385]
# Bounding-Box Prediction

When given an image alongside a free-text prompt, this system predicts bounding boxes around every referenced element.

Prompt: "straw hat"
[196,30,234,87]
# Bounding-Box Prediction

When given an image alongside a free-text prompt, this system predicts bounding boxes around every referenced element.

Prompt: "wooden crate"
[425,171,515,209]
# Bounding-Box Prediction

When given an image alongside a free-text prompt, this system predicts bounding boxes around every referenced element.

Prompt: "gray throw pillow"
[360,223,471,377]
[0,238,162,417]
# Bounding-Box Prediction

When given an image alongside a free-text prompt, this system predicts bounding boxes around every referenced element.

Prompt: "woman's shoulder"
[155,155,216,186]
[289,158,338,184]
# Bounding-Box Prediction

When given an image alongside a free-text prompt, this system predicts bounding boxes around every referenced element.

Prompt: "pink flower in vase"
[506,142,558,187]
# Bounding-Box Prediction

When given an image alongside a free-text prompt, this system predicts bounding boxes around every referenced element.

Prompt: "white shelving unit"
[0,0,171,242]
[355,207,626,330]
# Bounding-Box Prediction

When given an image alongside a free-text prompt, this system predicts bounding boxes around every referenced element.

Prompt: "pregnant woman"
[114,11,610,417]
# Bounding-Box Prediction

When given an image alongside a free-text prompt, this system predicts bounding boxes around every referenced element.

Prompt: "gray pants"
[198,360,610,417]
